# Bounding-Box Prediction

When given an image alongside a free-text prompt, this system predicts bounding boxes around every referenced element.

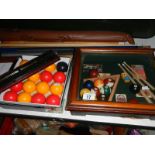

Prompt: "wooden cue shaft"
[108,75,120,102]
[122,63,155,101]
[118,64,152,103]
[140,90,153,103]
[122,64,144,86]
[123,61,155,91]
[118,64,136,84]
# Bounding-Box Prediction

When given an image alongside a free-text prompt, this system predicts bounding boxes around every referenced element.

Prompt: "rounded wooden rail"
[0,29,134,45]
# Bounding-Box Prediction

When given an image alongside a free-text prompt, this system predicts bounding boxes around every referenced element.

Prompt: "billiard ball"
[50,83,64,95]
[46,94,61,105]
[45,64,56,72]
[28,73,40,83]
[10,82,23,92]
[83,80,94,90]
[129,83,141,94]
[99,94,107,101]
[23,80,36,93]
[31,93,46,104]
[3,91,18,102]
[92,87,100,98]
[129,98,139,104]
[36,82,50,94]
[94,79,104,88]
[99,85,111,96]
[121,72,130,83]
[89,69,99,78]
[57,61,68,72]
[103,85,111,96]
[104,78,115,88]
[17,92,31,103]
[80,88,90,97]
[40,71,53,83]
[53,72,66,83]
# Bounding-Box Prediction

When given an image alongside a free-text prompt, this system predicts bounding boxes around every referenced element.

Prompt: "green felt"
[78,53,155,104]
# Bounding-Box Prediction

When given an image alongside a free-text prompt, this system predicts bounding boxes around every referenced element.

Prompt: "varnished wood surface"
[66,47,155,115]
[0,41,125,48]
[80,47,154,54]
[0,29,134,44]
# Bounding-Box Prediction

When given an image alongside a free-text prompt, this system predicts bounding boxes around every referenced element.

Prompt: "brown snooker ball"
[93,87,100,98]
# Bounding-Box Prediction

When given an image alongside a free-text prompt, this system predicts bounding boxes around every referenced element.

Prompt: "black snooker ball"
[129,83,141,94]
[99,94,107,101]
[57,61,68,72]
[83,80,94,90]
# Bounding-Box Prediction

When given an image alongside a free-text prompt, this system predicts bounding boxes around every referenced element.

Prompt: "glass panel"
[78,52,155,104]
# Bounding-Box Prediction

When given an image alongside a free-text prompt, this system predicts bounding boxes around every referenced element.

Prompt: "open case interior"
[67,48,155,115]
[78,52,155,103]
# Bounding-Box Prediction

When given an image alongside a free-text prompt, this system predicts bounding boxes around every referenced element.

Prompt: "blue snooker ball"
[83,80,94,90]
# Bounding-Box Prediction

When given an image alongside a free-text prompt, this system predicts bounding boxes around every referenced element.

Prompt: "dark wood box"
[66,47,155,115]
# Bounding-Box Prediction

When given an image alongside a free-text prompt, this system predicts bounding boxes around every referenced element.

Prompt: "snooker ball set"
[80,76,116,101]
[1,56,70,108]
[80,61,154,104]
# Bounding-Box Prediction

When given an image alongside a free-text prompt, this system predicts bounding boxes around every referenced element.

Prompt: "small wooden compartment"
[66,48,155,115]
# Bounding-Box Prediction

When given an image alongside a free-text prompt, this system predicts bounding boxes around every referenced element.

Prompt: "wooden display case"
[66,47,155,115]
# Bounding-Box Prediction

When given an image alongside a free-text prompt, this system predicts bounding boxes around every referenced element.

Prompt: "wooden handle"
[148,90,155,100]
[118,64,136,84]
[0,29,135,44]
[119,64,153,103]
[123,61,155,91]
[140,90,153,104]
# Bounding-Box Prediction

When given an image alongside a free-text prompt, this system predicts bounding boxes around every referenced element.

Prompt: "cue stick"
[122,63,144,86]
[108,75,120,102]
[118,64,152,103]
[123,61,155,91]
[118,64,136,84]
[122,63,155,101]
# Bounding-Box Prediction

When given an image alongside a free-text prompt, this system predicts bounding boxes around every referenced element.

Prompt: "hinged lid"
[0,50,60,93]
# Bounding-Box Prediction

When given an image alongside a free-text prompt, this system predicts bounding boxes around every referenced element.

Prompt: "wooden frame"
[0,29,134,47]
[66,47,155,115]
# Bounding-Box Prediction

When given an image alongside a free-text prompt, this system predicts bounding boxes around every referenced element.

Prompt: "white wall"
[134,36,155,48]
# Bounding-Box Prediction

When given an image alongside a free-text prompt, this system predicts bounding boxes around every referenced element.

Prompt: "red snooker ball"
[46,94,60,105]
[31,93,46,104]
[129,99,139,104]
[40,71,53,83]
[104,78,115,88]
[10,82,23,92]
[3,91,17,102]
[89,69,98,78]
[53,72,66,83]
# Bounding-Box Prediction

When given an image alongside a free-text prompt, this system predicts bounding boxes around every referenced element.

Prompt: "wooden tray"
[66,47,155,115]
